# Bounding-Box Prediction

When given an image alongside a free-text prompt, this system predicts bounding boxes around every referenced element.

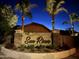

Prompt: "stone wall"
[53,33,74,48]
[14,30,74,48]
[14,30,24,47]
[14,30,52,47]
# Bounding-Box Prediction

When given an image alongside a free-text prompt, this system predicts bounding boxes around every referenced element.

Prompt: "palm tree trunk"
[51,14,55,48]
[70,15,74,36]
[52,12,55,30]
[71,23,74,36]
[22,16,24,32]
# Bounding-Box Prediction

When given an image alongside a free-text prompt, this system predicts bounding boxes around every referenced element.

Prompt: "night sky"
[0,0,79,32]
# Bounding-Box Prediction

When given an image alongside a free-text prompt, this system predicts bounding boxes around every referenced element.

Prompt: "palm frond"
[15,3,21,11]
[26,4,37,11]
[70,13,79,20]
[15,0,37,20]
[46,0,56,14]
[72,19,79,22]
[56,0,65,9]
[69,13,79,23]
[54,7,68,15]
[22,0,30,7]
[22,4,37,18]
[47,0,56,4]
[46,7,53,14]
[25,12,32,19]
[62,21,69,24]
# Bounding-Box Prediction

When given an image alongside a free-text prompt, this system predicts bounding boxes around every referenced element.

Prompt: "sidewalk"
[0,48,79,59]
[0,52,15,59]
[62,55,79,59]
[63,48,79,59]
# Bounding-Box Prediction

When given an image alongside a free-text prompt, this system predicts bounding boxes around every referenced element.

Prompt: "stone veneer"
[14,30,52,47]
[14,29,74,48]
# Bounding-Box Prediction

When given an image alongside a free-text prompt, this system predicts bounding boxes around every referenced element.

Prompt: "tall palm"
[46,0,68,30]
[46,0,68,48]
[15,0,36,32]
[63,13,79,36]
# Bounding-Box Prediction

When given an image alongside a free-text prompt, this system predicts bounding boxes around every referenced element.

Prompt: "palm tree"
[15,0,36,32]
[46,0,68,48]
[63,13,79,36]
[46,0,68,30]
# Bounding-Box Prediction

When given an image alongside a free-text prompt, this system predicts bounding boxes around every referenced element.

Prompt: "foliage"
[70,13,79,22]
[2,5,18,28]
[45,0,68,48]
[63,13,79,36]
[18,44,26,51]
[25,45,35,49]
[63,13,79,29]
[0,4,18,33]
[15,0,37,18]
[0,18,10,33]
[63,13,79,24]
[15,0,37,31]
[0,4,18,44]
[46,0,68,15]
[45,0,68,30]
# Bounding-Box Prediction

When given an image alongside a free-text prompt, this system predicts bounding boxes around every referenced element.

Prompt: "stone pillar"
[14,30,25,47]
[52,30,60,48]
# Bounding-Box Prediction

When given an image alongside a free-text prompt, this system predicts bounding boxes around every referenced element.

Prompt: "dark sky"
[0,0,79,32]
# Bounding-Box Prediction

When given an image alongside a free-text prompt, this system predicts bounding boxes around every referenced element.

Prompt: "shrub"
[18,44,26,51]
